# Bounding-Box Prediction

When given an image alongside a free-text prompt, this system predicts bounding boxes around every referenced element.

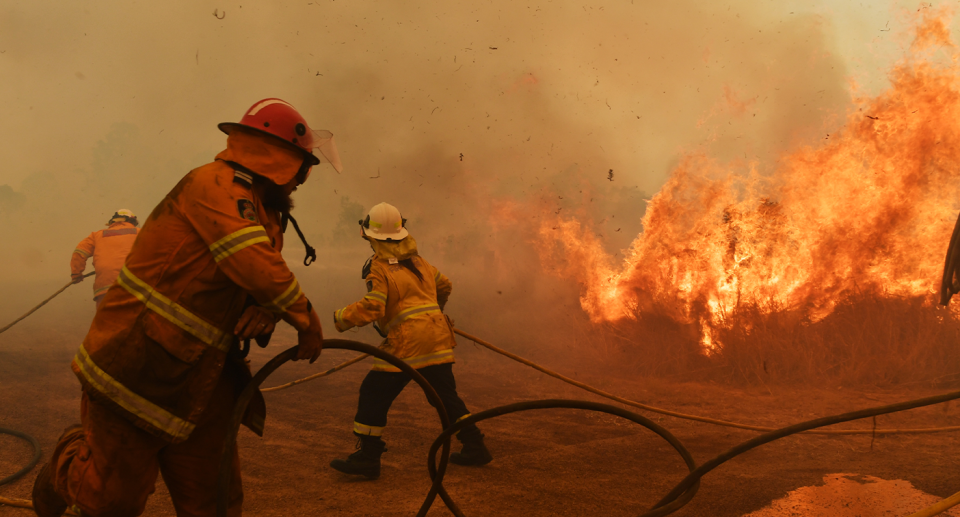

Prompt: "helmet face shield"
[306,129,343,174]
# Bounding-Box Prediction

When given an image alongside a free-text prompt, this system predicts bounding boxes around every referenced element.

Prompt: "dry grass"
[575,294,960,388]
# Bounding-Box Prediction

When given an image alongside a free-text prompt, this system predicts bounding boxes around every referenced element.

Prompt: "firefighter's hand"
[71,273,84,284]
[296,310,323,363]
[235,305,276,339]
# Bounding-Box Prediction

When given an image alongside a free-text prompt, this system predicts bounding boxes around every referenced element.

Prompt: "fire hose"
[0,428,40,486]
[264,328,960,436]
[0,272,94,336]
[217,339,457,517]
[226,338,960,517]
[2,336,957,515]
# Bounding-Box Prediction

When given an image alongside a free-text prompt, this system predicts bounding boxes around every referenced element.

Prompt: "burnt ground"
[2,326,960,517]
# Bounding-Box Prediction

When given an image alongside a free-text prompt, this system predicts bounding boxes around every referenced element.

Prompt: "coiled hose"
[221,342,960,517]
[0,427,41,486]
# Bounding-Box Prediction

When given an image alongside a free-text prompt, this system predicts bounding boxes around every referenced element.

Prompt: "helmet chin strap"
[281,212,316,266]
[285,156,317,266]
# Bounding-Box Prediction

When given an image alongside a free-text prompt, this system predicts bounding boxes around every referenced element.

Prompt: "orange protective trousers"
[49,370,243,516]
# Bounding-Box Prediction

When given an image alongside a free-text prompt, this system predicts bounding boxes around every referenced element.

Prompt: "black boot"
[330,435,386,479]
[450,429,492,466]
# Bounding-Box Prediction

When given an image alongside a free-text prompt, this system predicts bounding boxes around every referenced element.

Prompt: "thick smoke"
[0,0,892,359]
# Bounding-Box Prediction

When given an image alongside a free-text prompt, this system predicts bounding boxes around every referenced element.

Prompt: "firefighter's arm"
[71,234,95,282]
[333,266,387,332]
[434,267,453,311]
[181,178,322,361]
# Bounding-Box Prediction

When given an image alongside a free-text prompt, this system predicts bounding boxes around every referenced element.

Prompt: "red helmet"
[219,98,342,171]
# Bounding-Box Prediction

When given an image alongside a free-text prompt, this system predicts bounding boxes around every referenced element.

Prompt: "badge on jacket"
[237,199,259,223]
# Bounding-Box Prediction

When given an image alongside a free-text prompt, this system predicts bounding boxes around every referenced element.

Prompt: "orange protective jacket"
[333,236,457,372]
[72,130,318,444]
[71,221,140,301]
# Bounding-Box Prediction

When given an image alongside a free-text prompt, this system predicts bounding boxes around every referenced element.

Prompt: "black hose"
[217,339,454,517]
[644,387,960,516]
[222,344,960,517]
[421,400,700,517]
[0,427,41,486]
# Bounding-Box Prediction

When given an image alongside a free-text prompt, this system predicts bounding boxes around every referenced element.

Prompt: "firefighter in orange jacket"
[71,209,140,305]
[329,202,492,480]
[32,98,341,517]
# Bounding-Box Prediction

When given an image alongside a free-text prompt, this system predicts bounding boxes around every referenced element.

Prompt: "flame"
[539,8,960,351]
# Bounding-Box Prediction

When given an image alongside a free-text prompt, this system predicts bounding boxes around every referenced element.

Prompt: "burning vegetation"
[537,8,960,386]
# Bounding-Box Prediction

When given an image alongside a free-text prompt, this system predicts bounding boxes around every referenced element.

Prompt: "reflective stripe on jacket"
[333,242,456,372]
[71,222,139,301]
[72,130,316,444]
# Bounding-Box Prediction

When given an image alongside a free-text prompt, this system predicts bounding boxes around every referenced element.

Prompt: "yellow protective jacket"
[72,129,318,444]
[333,236,457,371]
[71,221,140,301]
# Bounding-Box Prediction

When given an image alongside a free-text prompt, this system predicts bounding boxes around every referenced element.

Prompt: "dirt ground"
[3,325,960,517]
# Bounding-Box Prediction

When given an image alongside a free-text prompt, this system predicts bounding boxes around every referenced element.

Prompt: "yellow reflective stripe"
[353,421,385,436]
[74,345,195,441]
[371,348,454,371]
[93,285,112,296]
[434,270,441,281]
[268,279,302,312]
[403,349,454,367]
[117,267,231,352]
[456,413,471,423]
[385,304,441,332]
[208,226,270,263]
[363,291,387,304]
[74,248,92,258]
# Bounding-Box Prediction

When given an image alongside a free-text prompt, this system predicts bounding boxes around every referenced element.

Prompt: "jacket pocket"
[141,310,210,365]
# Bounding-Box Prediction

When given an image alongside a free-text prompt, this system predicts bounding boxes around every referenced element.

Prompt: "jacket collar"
[214,128,303,186]
[366,235,419,260]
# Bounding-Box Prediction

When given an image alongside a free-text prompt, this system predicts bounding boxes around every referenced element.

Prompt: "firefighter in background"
[32,98,341,517]
[70,209,140,305]
[329,202,492,480]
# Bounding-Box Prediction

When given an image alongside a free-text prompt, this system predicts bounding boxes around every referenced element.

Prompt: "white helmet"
[360,202,409,241]
[107,208,138,227]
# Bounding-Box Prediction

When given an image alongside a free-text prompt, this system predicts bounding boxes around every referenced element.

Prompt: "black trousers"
[354,363,480,440]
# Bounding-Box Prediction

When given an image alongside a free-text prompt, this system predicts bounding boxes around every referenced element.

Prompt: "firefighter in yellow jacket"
[329,202,492,480]
[32,98,340,517]
[70,209,140,305]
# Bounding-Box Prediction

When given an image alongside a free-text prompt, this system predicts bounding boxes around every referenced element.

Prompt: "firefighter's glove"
[234,305,276,339]
[71,273,84,284]
[296,309,324,364]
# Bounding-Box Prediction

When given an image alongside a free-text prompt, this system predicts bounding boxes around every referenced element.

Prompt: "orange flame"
[539,8,960,350]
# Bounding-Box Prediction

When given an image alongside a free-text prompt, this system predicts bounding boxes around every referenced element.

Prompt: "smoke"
[0,0,902,359]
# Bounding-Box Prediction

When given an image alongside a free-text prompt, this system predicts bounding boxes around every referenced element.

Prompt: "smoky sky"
[0,0,925,346]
